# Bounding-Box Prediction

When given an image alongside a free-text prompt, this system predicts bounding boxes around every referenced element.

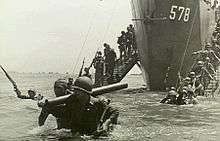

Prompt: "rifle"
[78,58,85,77]
[0,65,18,90]
[89,51,99,68]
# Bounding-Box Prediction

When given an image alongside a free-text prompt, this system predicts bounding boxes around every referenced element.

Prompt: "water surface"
[0,73,220,141]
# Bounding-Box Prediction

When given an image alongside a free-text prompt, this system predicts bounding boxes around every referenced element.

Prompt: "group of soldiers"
[2,25,138,137]
[117,24,137,60]
[87,24,137,87]
[88,43,117,87]
[161,20,220,105]
[1,65,119,137]
[37,25,138,134]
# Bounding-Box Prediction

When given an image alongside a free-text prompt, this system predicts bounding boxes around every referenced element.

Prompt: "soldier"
[103,43,111,75]
[188,71,204,96]
[126,27,133,57]
[213,44,220,58]
[108,48,117,76]
[206,43,220,69]
[217,33,220,45]
[128,24,137,54]
[82,67,92,79]
[14,87,42,100]
[160,87,178,104]
[117,31,127,60]
[184,86,199,105]
[192,49,208,62]
[216,19,220,27]
[93,51,104,87]
[205,43,220,64]
[191,61,204,77]
[38,76,119,136]
[176,89,187,105]
[177,77,193,94]
[201,57,215,90]
[66,78,74,94]
[203,57,215,76]
[129,24,135,34]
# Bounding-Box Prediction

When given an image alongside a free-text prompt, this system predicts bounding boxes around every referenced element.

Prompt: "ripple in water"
[1,74,220,140]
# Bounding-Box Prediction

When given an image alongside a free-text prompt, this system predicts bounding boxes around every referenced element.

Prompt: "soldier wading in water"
[38,76,119,137]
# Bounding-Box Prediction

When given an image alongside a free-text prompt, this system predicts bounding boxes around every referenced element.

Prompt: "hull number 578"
[169,5,191,22]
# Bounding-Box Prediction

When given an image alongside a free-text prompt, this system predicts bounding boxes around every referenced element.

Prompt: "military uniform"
[104,43,111,75]
[39,77,119,136]
[14,88,39,100]
[117,31,127,60]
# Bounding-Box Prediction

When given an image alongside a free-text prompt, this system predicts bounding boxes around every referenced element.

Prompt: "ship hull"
[131,0,216,90]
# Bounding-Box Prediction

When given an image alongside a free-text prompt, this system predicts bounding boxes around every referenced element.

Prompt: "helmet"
[28,89,36,97]
[97,51,102,55]
[197,61,204,66]
[212,39,217,43]
[84,67,90,73]
[121,31,125,34]
[103,43,108,47]
[73,76,93,94]
[103,43,110,49]
[170,87,176,90]
[68,77,73,82]
[189,72,195,77]
[182,89,187,93]
[28,89,35,93]
[184,77,191,82]
[205,43,211,48]
[205,57,210,62]
[182,86,188,91]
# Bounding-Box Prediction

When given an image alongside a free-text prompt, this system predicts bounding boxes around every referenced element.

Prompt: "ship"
[130,0,217,90]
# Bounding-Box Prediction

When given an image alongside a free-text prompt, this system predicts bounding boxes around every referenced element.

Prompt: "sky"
[1,0,219,74]
[0,0,134,73]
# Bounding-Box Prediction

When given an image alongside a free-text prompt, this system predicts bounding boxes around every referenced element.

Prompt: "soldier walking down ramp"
[126,26,133,57]
[117,31,127,60]
[108,48,117,76]
[82,67,92,79]
[92,51,104,87]
[103,43,111,76]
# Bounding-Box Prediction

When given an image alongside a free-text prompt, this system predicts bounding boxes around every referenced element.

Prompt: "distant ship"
[131,0,217,90]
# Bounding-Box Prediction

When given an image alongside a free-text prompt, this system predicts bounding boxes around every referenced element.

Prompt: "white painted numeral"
[178,7,185,21]
[169,5,178,20]
[184,8,190,22]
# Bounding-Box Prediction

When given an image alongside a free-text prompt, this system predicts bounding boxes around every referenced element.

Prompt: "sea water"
[0,73,220,141]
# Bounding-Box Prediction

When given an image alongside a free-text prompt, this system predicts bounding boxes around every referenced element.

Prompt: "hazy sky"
[0,0,133,73]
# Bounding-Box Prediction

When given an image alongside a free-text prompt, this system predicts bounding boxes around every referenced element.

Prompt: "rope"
[130,0,150,87]
[73,0,119,76]
[136,0,147,40]
[130,0,142,40]
[96,0,119,52]
[72,12,96,75]
[87,0,119,69]
[177,5,199,77]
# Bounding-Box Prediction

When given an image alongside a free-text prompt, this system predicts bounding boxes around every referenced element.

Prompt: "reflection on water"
[0,73,220,140]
